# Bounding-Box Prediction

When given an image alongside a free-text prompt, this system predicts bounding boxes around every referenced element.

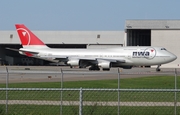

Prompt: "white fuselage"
[20,46,177,67]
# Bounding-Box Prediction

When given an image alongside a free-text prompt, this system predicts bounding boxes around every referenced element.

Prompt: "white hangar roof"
[126,20,180,29]
[0,31,125,45]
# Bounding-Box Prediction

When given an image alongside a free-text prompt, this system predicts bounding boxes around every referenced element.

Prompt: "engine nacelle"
[67,60,79,66]
[98,62,111,69]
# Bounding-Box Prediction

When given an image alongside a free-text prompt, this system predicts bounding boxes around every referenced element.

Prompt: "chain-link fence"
[0,66,179,115]
[0,88,180,115]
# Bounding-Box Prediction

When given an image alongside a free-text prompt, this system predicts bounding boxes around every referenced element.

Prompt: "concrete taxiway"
[0,66,178,83]
[0,100,179,106]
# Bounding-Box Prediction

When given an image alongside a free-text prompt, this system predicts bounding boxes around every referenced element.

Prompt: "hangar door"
[127,29,151,46]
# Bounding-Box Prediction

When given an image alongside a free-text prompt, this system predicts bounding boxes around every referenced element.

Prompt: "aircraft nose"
[173,54,177,60]
[170,53,177,61]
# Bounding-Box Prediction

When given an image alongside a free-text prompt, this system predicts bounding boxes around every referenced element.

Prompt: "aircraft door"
[125,53,131,59]
[127,54,131,59]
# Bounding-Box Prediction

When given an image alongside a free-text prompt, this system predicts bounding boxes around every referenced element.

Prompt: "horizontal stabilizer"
[6,47,39,57]
[6,48,39,54]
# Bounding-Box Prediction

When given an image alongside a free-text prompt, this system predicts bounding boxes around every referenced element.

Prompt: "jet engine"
[67,60,79,66]
[98,61,111,69]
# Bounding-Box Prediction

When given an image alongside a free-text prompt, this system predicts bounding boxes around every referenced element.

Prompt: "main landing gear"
[156,65,161,72]
[89,65,110,71]
[102,68,110,71]
[89,65,100,71]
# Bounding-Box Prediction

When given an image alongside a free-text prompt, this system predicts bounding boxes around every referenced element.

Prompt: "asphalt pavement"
[0,66,178,83]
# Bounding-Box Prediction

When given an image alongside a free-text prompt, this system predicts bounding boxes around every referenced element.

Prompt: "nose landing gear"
[156,65,161,72]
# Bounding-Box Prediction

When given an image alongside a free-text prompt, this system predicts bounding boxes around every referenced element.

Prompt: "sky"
[0,0,180,31]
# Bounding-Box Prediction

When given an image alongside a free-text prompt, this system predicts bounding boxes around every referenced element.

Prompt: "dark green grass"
[0,90,179,102]
[0,75,179,88]
[0,105,179,115]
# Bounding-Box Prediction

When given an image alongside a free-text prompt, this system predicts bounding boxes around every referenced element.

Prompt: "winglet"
[15,24,48,48]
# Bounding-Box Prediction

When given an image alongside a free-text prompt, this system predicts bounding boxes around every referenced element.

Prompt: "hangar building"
[0,20,179,68]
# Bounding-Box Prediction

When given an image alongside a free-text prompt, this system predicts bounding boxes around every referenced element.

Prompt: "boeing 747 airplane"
[7,24,177,71]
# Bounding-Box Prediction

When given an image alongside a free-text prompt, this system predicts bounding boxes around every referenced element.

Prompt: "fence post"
[79,87,83,115]
[174,68,177,115]
[60,68,63,115]
[5,67,9,114]
[118,68,120,115]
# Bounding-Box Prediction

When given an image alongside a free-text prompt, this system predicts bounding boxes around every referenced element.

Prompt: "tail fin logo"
[17,28,31,45]
[22,32,27,36]
[144,47,156,59]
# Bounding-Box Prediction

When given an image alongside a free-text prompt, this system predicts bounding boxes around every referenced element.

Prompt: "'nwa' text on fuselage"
[132,51,150,58]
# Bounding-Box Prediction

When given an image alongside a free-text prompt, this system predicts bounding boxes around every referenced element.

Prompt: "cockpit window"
[161,48,166,50]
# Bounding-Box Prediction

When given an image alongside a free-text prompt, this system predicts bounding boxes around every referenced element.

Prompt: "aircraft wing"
[67,56,125,63]
[96,58,125,63]
[67,57,126,66]
[65,57,126,68]
[39,55,67,59]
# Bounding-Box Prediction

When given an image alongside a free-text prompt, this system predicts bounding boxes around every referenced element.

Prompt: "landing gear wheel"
[89,66,100,71]
[103,68,110,71]
[156,68,161,71]
[156,65,161,72]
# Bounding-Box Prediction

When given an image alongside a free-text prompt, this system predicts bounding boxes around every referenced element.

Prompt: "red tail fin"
[15,24,48,48]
